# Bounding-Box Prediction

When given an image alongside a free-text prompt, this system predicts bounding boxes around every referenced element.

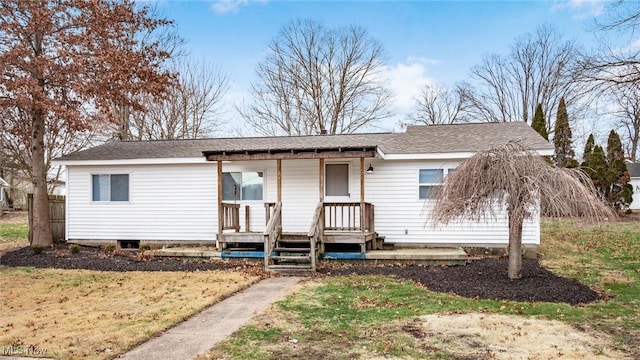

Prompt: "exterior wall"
[364,159,540,245]
[67,163,218,242]
[65,157,540,246]
[630,177,640,210]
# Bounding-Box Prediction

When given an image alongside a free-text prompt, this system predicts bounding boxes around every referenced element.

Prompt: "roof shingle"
[58,122,553,161]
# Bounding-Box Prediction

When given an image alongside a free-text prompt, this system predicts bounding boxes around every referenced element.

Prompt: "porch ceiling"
[203,146,377,161]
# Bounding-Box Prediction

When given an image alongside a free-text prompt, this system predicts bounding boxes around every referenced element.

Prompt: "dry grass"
[0,212,29,253]
[403,313,628,360]
[0,267,259,360]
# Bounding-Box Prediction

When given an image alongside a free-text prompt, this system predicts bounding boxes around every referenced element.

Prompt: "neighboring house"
[0,177,8,210]
[55,122,553,271]
[627,162,640,210]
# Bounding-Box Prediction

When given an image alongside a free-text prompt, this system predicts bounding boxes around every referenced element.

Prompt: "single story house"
[627,162,640,210]
[55,122,553,272]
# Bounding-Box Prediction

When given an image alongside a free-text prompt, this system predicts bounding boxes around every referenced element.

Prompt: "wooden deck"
[322,231,376,252]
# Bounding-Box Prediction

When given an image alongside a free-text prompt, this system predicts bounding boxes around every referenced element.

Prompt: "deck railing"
[323,202,374,232]
[222,203,240,232]
[263,202,282,267]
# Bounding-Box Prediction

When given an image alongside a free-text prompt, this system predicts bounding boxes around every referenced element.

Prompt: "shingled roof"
[57,122,553,162]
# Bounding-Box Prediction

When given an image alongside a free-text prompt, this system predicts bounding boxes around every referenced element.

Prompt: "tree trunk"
[507,212,523,280]
[30,109,53,247]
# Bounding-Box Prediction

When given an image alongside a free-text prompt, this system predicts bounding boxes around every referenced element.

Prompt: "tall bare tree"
[432,141,614,280]
[0,0,175,246]
[407,83,469,125]
[464,26,582,132]
[117,58,229,140]
[579,2,640,86]
[240,19,393,136]
[609,83,640,161]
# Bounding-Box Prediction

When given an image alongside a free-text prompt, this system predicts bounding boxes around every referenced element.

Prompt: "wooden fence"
[28,194,65,244]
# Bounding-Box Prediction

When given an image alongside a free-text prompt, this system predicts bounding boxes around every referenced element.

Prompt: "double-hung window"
[222,172,264,201]
[418,168,455,200]
[418,169,443,200]
[92,174,129,202]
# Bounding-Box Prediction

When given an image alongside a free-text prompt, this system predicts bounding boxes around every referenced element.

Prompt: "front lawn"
[201,219,639,359]
[0,267,260,360]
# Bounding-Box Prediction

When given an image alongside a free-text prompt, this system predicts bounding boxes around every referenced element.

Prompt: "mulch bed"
[0,243,600,305]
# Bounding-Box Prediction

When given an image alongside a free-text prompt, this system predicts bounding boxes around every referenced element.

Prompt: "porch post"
[217,160,223,250]
[360,157,365,233]
[277,159,282,203]
[319,158,324,202]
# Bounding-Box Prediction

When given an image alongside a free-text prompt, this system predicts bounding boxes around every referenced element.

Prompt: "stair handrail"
[307,201,324,270]
[263,202,282,268]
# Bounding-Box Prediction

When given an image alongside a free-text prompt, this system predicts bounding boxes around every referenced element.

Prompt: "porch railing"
[264,202,277,225]
[323,202,375,232]
[263,202,282,267]
[307,202,323,269]
[221,203,240,232]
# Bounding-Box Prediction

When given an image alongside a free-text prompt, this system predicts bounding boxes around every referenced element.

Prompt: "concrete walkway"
[116,276,301,360]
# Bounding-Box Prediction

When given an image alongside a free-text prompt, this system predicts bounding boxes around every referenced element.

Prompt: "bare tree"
[579,2,640,86]
[240,19,393,136]
[610,84,640,161]
[407,83,469,125]
[432,141,614,280]
[464,26,583,132]
[117,58,229,140]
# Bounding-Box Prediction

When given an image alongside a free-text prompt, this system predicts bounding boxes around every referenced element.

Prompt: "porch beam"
[319,158,325,202]
[205,150,376,161]
[360,157,365,233]
[277,159,282,203]
[217,160,223,240]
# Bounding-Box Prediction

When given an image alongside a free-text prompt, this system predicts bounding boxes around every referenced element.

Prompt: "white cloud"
[211,0,266,14]
[383,60,435,113]
[550,0,606,19]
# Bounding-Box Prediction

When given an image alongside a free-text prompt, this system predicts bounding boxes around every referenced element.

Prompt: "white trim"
[54,157,207,166]
[378,149,554,160]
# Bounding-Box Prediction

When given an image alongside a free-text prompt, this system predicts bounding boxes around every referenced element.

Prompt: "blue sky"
[158,0,608,133]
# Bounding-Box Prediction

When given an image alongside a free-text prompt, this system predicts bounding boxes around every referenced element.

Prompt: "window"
[92,174,129,202]
[418,168,456,200]
[222,172,263,201]
[418,169,443,199]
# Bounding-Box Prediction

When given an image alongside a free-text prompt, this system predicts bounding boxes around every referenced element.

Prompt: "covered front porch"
[203,145,379,273]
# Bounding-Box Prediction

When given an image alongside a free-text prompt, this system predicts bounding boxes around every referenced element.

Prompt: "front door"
[325,163,350,200]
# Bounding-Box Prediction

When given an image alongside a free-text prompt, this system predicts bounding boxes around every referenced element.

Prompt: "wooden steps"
[266,232,318,275]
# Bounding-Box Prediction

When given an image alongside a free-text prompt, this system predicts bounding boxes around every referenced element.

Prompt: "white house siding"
[280,160,320,232]
[66,157,539,246]
[67,163,218,242]
[364,159,539,246]
[630,177,640,210]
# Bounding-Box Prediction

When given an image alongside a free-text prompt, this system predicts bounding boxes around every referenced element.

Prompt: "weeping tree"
[432,141,615,280]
